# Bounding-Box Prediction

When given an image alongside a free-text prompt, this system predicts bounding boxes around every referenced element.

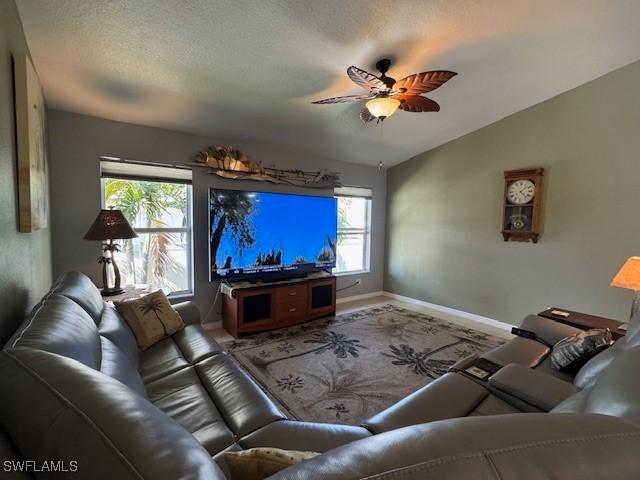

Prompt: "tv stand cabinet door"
[308,277,336,319]
[237,288,276,333]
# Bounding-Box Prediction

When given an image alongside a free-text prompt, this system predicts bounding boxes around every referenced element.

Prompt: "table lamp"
[84,208,137,296]
[610,256,640,319]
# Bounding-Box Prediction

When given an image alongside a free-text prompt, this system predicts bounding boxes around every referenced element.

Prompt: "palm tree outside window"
[100,163,193,295]
[334,187,372,275]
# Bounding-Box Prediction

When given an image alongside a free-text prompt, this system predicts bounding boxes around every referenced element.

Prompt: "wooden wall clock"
[501,168,544,243]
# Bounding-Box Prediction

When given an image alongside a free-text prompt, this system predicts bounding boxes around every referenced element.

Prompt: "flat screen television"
[209,189,337,281]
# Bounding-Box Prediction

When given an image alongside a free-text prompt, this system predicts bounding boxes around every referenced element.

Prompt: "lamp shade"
[610,256,640,291]
[84,209,138,241]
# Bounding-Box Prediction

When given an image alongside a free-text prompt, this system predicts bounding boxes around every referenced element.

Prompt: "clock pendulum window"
[501,168,544,243]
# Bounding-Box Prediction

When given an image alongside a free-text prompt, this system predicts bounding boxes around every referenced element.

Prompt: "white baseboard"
[201,290,513,336]
[382,291,514,333]
[336,290,385,305]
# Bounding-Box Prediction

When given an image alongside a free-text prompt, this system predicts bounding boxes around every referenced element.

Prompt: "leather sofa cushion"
[7,295,102,370]
[270,414,640,480]
[139,325,223,384]
[196,354,286,437]
[520,314,584,345]
[482,337,549,368]
[362,373,519,434]
[173,324,224,364]
[0,426,33,480]
[240,420,371,452]
[467,393,522,416]
[0,348,225,480]
[573,315,640,390]
[50,271,105,324]
[97,305,140,368]
[146,367,236,454]
[99,336,147,397]
[561,345,640,418]
[145,352,285,455]
[140,336,191,383]
[529,355,575,382]
[488,363,580,411]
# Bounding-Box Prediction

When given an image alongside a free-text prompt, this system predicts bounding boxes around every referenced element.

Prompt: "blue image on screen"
[209,189,337,280]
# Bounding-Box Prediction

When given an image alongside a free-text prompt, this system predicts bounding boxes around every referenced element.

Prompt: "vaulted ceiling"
[16,0,640,167]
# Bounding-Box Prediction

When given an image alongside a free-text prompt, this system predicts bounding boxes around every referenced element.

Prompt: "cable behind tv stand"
[221,273,336,338]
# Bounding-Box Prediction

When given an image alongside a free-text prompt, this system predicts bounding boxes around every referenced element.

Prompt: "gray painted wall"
[385,60,640,325]
[48,110,386,323]
[0,1,52,345]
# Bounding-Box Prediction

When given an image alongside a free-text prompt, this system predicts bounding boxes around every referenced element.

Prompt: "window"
[334,187,372,275]
[100,160,193,295]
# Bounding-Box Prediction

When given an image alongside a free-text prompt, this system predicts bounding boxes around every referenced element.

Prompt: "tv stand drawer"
[276,300,307,323]
[275,284,307,304]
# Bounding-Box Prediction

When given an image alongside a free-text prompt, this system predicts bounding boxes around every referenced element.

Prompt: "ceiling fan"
[312,59,457,123]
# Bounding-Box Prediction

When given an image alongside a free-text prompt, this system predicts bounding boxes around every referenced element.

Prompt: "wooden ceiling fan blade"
[398,95,440,112]
[347,66,387,92]
[311,94,371,104]
[395,71,457,95]
[360,107,375,123]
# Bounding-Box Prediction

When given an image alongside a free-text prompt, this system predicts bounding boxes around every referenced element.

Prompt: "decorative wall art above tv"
[189,145,341,188]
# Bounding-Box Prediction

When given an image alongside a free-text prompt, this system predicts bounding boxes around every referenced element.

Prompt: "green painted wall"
[385,60,640,325]
[0,0,52,345]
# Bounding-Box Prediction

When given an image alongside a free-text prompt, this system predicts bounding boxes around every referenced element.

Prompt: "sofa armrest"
[448,354,479,372]
[520,314,583,345]
[488,363,579,411]
[173,301,201,325]
[362,373,489,434]
[270,414,640,480]
[240,420,371,453]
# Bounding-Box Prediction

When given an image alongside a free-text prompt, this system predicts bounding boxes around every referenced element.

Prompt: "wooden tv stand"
[221,273,336,338]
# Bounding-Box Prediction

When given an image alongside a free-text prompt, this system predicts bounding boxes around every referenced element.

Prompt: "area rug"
[223,304,505,425]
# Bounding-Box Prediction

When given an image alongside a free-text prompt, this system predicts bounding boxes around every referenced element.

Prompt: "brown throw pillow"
[115,291,185,350]
[223,448,319,480]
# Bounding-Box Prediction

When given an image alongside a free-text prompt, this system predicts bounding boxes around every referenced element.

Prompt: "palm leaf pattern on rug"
[304,361,400,419]
[250,331,366,370]
[303,331,365,358]
[382,342,462,378]
[223,304,506,424]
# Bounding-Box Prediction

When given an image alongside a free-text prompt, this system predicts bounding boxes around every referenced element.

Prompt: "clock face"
[507,179,535,205]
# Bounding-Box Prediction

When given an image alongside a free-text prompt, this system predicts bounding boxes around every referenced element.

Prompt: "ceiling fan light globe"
[366,97,401,119]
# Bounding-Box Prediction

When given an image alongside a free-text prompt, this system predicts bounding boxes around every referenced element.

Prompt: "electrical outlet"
[355,278,362,286]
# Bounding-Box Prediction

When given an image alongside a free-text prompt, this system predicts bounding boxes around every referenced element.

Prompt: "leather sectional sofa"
[1,271,639,479]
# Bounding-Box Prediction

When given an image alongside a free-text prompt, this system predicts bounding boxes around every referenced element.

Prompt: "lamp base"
[101,287,125,297]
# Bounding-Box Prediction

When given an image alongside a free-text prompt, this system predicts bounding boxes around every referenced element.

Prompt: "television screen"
[209,189,337,280]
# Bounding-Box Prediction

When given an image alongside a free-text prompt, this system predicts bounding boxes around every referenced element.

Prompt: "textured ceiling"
[16,0,640,167]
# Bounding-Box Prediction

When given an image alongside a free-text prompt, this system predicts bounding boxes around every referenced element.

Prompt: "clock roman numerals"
[501,168,544,243]
[507,179,535,205]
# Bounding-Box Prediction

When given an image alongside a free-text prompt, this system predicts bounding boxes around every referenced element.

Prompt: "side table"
[538,307,627,340]
[103,285,152,304]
